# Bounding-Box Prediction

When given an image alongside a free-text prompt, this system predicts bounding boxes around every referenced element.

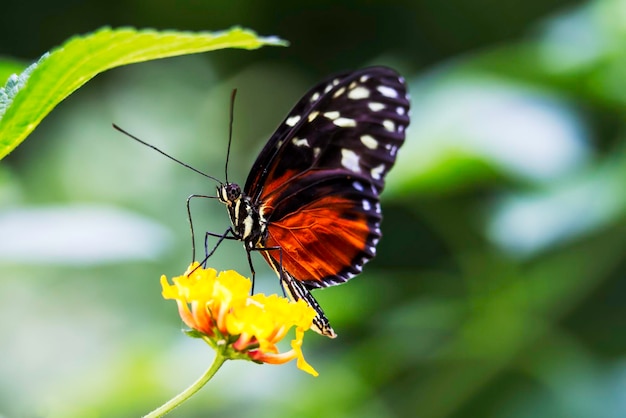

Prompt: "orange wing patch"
[261,169,298,199]
[262,195,372,284]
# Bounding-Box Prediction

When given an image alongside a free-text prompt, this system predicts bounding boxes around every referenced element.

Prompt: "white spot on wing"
[292,137,310,147]
[341,149,360,172]
[397,106,406,115]
[308,111,319,122]
[286,115,301,127]
[310,92,320,102]
[324,83,333,93]
[360,75,370,83]
[333,87,346,98]
[348,86,370,100]
[383,119,395,132]
[334,118,357,127]
[360,135,378,149]
[313,147,321,158]
[368,102,385,112]
[362,200,371,211]
[323,111,340,120]
[353,181,364,192]
[377,85,398,98]
[371,164,385,180]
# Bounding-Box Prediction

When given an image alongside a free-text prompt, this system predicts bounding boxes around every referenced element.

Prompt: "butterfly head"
[217,183,242,206]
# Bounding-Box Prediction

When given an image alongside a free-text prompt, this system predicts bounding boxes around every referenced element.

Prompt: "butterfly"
[215,66,410,337]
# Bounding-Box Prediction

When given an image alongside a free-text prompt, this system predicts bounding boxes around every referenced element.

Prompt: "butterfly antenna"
[112,124,222,184]
[224,88,237,184]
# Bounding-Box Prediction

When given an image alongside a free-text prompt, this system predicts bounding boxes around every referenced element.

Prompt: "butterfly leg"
[250,245,285,295]
[244,248,257,294]
[186,193,218,262]
[194,227,235,270]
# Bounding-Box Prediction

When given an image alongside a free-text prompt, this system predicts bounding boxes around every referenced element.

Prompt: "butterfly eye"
[226,184,241,201]
[217,183,242,203]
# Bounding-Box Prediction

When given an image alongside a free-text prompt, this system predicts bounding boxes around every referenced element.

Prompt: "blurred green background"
[3,0,626,417]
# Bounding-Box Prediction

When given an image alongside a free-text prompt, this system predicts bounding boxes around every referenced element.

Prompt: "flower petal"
[162,264,319,375]
[292,328,319,377]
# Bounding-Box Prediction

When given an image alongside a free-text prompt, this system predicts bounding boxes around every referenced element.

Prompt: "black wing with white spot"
[244,66,410,202]
[246,66,410,288]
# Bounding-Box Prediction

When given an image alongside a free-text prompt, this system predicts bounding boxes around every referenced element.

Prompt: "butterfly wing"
[245,66,410,289]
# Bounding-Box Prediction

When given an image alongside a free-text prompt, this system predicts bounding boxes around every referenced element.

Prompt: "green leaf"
[0,26,287,159]
[183,329,206,339]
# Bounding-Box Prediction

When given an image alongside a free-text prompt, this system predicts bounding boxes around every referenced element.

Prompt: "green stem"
[143,352,227,418]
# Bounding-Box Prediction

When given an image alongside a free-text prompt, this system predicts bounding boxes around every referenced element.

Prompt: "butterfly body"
[217,183,266,250]
[218,66,410,337]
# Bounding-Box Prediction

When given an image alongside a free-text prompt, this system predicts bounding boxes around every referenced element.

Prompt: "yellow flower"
[160,263,319,376]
